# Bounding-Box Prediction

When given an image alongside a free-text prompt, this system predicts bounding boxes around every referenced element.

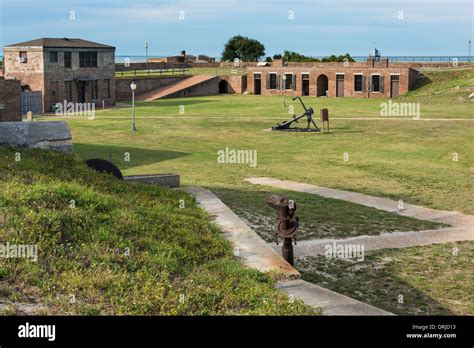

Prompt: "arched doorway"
[219,80,229,94]
[316,74,328,97]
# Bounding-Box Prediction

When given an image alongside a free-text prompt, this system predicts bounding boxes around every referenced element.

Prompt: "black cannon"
[272,96,321,132]
[266,194,299,266]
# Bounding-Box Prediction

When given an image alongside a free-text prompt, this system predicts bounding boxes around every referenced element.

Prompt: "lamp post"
[469,39,472,63]
[145,42,149,65]
[130,81,137,131]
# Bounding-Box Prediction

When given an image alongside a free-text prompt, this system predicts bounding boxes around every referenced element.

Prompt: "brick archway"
[317,74,328,97]
[219,80,229,94]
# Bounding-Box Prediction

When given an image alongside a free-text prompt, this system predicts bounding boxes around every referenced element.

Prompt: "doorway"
[316,74,328,97]
[336,74,344,97]
[390,75,399,98]
[254,74,261,95]
[219,80,229,93]
[77,81,86,103]
[302,74,310,96]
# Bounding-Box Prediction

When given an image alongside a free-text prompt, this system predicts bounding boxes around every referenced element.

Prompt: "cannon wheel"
[84,158,123,180]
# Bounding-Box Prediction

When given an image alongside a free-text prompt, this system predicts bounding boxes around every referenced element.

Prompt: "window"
[391,75,400,81]
[19,51,28,64]
[50,51,58,63]
[65,81,73,102]
[284,73,293,89]
[354,75,363,92]
[92,80,98,100]
[104,79,111,99]
[268,73,277,89]
[79,51,98,68]
[336,74,344,81]
[64,52,72,68]
[302,73,310,80]
[371,75,381,92]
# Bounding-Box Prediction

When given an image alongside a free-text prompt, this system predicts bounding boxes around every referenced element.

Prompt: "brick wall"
[0,77,22,122]
[43,48,115,112]
[218,75,247,94]
[247,63,414,98]
[3,47,45,94]
[116,76,190,99]
[3,47,116,113]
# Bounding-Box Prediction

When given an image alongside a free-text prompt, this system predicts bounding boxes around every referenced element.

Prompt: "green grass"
[297,241,474,315]
[42,68,474,216]
[0,147,315,315]
[116,66,246,78]
[211,185,445,242]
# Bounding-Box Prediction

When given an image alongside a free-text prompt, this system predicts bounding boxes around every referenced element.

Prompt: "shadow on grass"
[73,143,189,171]
[120,99,219,107]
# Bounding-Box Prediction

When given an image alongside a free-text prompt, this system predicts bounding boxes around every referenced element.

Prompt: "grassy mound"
[405,66,474,102]
[0,147,314,315]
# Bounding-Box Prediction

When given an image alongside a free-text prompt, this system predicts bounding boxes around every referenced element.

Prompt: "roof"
[5,38,115,49]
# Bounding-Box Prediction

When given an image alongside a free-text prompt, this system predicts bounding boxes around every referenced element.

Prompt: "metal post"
[131,89,137,131]
[145,42,148,66]
[282,237,294,266]
[469,39,472,63]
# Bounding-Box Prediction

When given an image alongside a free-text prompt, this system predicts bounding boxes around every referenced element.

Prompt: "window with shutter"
[293,74,297,90]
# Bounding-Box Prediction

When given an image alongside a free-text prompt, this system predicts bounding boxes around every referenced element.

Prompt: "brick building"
[3,38,116,113]
[0,77,22,122]
[246,58,418,98]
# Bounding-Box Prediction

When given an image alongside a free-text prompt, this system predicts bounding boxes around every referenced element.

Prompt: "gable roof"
[5,38,115,49]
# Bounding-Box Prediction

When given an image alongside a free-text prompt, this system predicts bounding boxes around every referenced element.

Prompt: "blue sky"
[1,0,473,58]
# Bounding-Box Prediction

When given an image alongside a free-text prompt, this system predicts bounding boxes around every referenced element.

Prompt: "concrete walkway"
[277,227,474,257]
[185,187,299,279]
[244,177,474,254]
[277,280,393,315]
[186,186,392,315]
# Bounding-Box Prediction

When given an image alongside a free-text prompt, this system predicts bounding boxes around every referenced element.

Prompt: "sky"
[1,0,473,58]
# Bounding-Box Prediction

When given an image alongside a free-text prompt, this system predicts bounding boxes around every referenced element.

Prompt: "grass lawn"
[43,68,474,216]
[297,241,474,315]
[0,147,314,315]
[116,66,246,78]
[211,185,445,242]
[5,66,472,315]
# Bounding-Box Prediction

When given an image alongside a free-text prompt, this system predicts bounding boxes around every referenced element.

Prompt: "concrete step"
[124,174,180,188]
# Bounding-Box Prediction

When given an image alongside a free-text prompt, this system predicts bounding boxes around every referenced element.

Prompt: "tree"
[221,35,265,62]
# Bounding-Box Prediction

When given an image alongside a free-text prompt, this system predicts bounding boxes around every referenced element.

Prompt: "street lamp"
[145,42,149,65]
[469,39,472,63]
[130,81,137,131]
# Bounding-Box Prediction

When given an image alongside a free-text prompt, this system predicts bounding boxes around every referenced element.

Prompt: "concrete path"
[277,227,474,257]
[277,280,393,315]
[185,187,299,279]
[186,186,392,315]
[244,177,474,254]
